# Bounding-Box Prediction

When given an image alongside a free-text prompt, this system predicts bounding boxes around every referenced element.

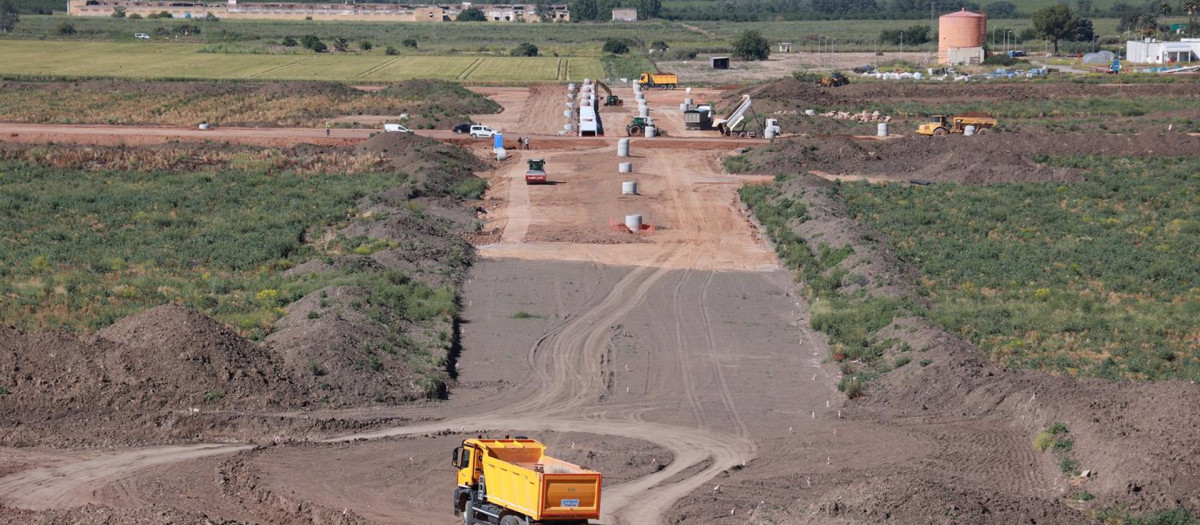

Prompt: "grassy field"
[840,156,1200,382]
[0,40,603,81]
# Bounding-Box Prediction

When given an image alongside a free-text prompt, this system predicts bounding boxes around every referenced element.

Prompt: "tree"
[359,40,372,51]
[984,1,1018,18]
[385,45,398,55]
[55,21,76,34]
[1032,5,1091,54]
[650,40,669,52]
[570,0,598,21]
[281,36,297,47]
[602,39,629,54]
[731,29,770,61]
[0,0,18,33]
[300,34,326,52]
[511,42,539,56]
[881,24,931,45]
[639,0,662,18]
[1186,0,1200,37]
[111,5,126,18]
[535,0,554,22]
[456,7,486,21]
[401,38,417,48]
[204,12,218,21]
[332,36,348,52]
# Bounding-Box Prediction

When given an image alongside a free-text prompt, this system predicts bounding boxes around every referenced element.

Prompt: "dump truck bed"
[475,440,602,521]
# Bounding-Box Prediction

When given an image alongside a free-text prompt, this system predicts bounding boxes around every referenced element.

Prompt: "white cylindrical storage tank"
[625,214,642,231]
[619,162,633,173]
[617,138,630,157]
[621,181,638,195]
[495,148,508,161]
[644,125,656,138]
[877,122,889,136]
[639,106,650,118]
[964,125,976,136]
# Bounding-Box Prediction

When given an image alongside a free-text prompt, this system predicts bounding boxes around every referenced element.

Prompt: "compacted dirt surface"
[1,80,1199,525]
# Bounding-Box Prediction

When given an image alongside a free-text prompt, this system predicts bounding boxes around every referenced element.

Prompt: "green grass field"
[0,40,603,82]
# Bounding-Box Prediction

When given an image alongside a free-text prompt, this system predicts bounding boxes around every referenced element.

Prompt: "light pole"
[900,31,904,57]
[1007,30,1013,55]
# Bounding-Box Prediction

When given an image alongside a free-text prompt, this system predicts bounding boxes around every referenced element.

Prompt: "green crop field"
[0,40,603,82]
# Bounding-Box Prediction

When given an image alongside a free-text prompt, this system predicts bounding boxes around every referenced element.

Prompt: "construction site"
[0,65,1198,525]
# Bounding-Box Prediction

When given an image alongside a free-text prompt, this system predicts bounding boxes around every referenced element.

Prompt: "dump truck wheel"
[499,515,521,525]
[933,128,947,136]
[462,503,474,525]
[977,128,990,135]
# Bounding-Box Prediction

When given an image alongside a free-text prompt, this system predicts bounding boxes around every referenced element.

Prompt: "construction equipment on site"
[637,72,679,89]
[713,95,763,137]
[819,71,850,87]
[626,116,661,137]
[454,437,602,525]
[916,113,997,136]
[596,80,622,106]
[525,158,548,184]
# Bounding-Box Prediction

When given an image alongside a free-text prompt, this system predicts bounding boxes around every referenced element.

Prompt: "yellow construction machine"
[916,113,997,136]
[454,437,602,525]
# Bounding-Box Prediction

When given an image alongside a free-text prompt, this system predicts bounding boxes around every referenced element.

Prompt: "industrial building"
[611,7,636,21]
[1126,38,1200,64]
[938,8,986,65]
[66,0,570,22]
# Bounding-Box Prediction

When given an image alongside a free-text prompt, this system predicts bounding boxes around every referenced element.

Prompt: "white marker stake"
[827,456,831,465]
[833,428,837,436]
[811,411,816,419]
[826,399,830,408]
[788,426,793,433]
[806,476,812,486]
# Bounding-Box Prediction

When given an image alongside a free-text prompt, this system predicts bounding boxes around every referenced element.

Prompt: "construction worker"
[325,122,331,137]
[524,137,530,150]
[517,136,523,150]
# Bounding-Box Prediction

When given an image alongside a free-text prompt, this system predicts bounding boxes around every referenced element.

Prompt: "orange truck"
[454,438,602,525]
[637,72,678,89]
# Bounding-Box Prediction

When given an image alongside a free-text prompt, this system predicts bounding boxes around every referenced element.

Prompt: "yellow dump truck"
[454,438,602,525]
[916,113,997,136]
[637,72,679,89]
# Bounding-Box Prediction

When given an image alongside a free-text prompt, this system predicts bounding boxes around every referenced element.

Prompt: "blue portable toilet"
[494,133,504,150]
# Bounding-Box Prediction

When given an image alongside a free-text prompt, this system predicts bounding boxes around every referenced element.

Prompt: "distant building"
[938,8,986,65]
[777,42,793,52]
[710,57,730,69]
[612,7,636,21]
[1126,38,1200,64]
[67,0,570,22]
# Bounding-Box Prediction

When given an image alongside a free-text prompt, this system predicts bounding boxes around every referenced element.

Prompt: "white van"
[383,123,411,133]
[469,125,496,138]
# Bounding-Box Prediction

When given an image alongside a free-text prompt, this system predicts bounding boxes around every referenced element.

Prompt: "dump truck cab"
[916,115,950,135]
[454,438,601,525]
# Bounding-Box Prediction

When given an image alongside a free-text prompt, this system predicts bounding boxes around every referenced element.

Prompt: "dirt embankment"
[0,133,490,446]
[738,171,1200,523]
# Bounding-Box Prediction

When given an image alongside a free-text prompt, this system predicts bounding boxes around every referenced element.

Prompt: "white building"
[612,7,637,21]
[1126,38,1200,64]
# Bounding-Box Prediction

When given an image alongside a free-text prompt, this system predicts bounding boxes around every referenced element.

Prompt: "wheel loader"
[454,437,602,525]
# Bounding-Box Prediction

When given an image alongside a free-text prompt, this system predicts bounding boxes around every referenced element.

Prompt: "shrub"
[281,36,297,47]
[332,37,349,52]
[451,176,487,200]
[402,39,417,48]
[1059,457,1078,474]
[111,5,125,17]
[511,310,539,319]
[385,45,398,55]
[1048,422,1069,435]
[919,358,933,367]
[511,42,538,57]
[203,389,224,402]
[359,40,372,51]
[731,29,770,61]
[838,375,865,398]
[602,39,630,54]
[128,13,142,19]
[894,355,912,368]
[55,21,75,35]
[307,310,320,319]
[1033,430,1055,452]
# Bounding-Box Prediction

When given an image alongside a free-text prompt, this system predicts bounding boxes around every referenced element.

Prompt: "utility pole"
[901,31,905,57]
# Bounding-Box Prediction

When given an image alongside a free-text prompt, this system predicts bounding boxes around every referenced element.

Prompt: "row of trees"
[653,0,1199,22]
[569,0,662,21]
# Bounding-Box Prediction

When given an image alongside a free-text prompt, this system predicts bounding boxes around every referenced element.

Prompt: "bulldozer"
[626,116,661,137]
[819,71,849,87]
[916,113,997,136]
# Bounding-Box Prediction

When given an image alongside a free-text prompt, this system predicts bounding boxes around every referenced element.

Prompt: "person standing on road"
[524,137,530,150]
[517,136,523,151]
[325,122,331,137]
